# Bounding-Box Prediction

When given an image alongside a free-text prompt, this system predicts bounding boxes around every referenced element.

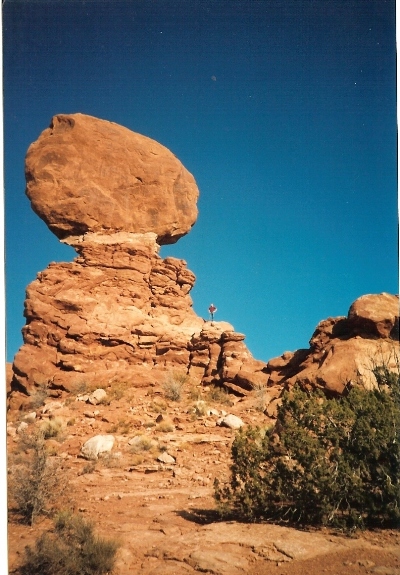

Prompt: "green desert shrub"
[9,430,69,525]
[214,364,400,529]
[20,512,120,575]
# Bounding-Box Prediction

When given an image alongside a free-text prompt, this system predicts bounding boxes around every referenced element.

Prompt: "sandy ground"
[7,384,400,575]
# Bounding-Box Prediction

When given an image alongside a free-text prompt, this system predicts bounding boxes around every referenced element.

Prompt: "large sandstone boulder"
[266,293,399,396]
[25,113,199,244]
[348,293,399,339]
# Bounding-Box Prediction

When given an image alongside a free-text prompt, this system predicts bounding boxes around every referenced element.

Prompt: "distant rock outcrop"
[266,293,399,397]
[9,114,266,409]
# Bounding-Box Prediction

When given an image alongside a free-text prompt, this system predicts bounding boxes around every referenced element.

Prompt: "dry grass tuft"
[163,371,190,401]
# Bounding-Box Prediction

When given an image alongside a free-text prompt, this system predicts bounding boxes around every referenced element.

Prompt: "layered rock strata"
[10,231,267,407]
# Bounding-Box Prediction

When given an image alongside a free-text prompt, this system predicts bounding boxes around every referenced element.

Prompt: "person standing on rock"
[208,303,217,322]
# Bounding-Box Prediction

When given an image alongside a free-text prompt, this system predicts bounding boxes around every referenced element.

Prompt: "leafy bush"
[215,365,400,529]
[9,430,69,525]
[20,512,120,575]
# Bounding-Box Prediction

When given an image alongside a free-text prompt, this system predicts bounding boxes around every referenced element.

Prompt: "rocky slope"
[7,382,400,575]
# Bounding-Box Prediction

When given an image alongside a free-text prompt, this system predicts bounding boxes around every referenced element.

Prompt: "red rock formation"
[9,115,266,408]
[10,114,398,410]
[266,293,399,396]
[10,230,267,407]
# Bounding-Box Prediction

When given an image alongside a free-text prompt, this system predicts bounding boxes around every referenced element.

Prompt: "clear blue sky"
[3,0,398,364]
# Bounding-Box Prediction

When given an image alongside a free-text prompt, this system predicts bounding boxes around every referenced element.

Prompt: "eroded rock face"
[25,113,199,244]
[10,231,266,407]
[266,293,399,396]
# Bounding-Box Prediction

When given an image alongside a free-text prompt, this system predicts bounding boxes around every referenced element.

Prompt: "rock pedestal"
[10,231,267,407]
[8,114,399,410]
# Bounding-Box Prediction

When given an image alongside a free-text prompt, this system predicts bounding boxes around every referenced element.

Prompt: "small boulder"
[87,389,107,405]
[157,452,176,464]
[23,412,37,423]
[217,414,245,430]
[42,401,64,414]
[81,434,115,460]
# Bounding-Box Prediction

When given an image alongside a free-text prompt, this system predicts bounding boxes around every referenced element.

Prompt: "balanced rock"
[9,115,265,407]
[266,293,399,396]
[25,113,199,244]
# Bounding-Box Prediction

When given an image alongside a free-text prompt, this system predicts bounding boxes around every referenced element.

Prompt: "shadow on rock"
[177,508,223,525]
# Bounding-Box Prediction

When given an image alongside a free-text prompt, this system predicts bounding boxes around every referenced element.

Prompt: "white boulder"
[87,388,108,405]
[81,434,115,460]
[217,414,245,430]
[157,452,176,464]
